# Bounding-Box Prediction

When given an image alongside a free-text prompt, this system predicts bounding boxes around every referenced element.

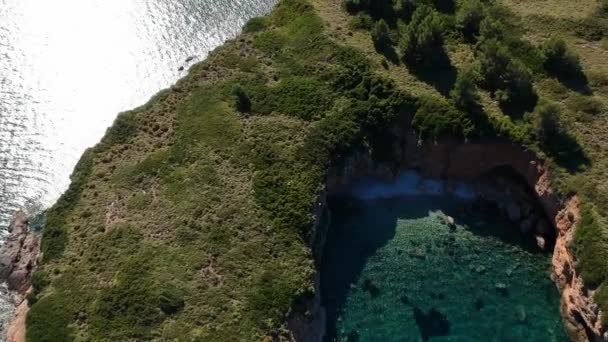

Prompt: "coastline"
[11,0,608,339]
[0,212,39,342]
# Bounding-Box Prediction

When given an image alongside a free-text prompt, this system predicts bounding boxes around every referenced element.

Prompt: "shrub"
[372,19,392,48]
[41,148,95,261]
[243,17,268,33]
[344,0,366,14]
[455,0,485,40]
[400,5,446,66]
[533,101,589,171]
[26,293,76,342]
[574,204,608,288]
[542,36,585,81]
[254,77,334,120]
[344,0,395,19]
[413,96,474,139]
[450,68,481,111]
[159,287,185,315]
[231,84,251,113]
[478,16,505,42]
[102,111,138,146]
[91,254,161,339]
[594,283,608,328]
[477,39,537,114]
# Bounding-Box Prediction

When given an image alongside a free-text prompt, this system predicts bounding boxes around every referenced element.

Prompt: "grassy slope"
[26,0,608,340]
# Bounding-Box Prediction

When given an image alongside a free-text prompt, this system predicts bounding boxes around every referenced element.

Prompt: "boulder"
[535,235,547,251]
[0,211,39,294]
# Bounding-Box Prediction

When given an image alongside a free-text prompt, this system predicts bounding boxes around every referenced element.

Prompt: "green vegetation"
[400,5,447,67]
[27,0,608,338]
[371,19,391,48]
[231,84,251,113]
[575,204,608,287]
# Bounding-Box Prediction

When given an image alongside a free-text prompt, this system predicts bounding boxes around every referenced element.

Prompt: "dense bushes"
[243,17,268,33]
[574,204,608,288]
[41,148,95,261]
[595,284,608,328]
[26,292,76,341]
[455,0,485,40]
[477,39,537,115]
[231,84,251,113]
[541,36,586,83]
[371,19,392,48]
[400,5,447,66]
[450,68,481,112]
[531,101,588,171]
[413,96,473,139]
[91,253,161,340]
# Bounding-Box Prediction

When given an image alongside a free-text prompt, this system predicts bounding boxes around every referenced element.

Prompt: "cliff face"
[320,126,604,342]
[0,212,39,342]
[0,212,38,295]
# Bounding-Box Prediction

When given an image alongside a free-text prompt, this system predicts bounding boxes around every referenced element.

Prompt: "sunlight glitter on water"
[0,0,276,331]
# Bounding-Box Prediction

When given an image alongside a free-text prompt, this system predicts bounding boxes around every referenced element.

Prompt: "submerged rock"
[516,305,527,323]
[495,283,509,296]
[475,298,485,311]
[413,307,450,341]
[346,330,359,342]
[362,278,380,298]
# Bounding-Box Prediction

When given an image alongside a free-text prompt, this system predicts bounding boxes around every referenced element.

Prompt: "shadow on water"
[322,194,434,341]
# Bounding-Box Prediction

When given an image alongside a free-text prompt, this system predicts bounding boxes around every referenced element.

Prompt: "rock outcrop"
[553,197,606,341]
[0,211,40,342]
[0,211,39,294]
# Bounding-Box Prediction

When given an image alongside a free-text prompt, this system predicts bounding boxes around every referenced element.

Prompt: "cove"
[320,174,568,341]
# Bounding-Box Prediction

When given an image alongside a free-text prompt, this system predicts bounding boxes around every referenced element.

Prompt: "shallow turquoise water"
[321,194,568,342]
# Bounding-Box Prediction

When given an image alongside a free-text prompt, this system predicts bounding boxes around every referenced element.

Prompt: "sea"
[0,0,276,331]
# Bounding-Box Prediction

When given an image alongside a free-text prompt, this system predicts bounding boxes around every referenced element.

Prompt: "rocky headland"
[0,212,39,342]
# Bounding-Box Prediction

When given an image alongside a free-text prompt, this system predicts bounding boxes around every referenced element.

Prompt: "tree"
[456,0,485,40]
[400,5,446,66]
[477,39,536,113]
[231,84,251,113]
[450,68,481,111]
[344,0,368,14]
[478,15,505,42]
[534,101,567,149]
[413,96,474,139]
[542,36,585,80]
[532,100,588,171]
[372,19,392,48]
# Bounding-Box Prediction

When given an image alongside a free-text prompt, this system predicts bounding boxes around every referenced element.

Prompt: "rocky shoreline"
[0,212,40,342]
[289,124,605,341]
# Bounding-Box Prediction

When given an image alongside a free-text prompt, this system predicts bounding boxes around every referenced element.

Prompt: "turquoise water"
[321,192,568,342]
